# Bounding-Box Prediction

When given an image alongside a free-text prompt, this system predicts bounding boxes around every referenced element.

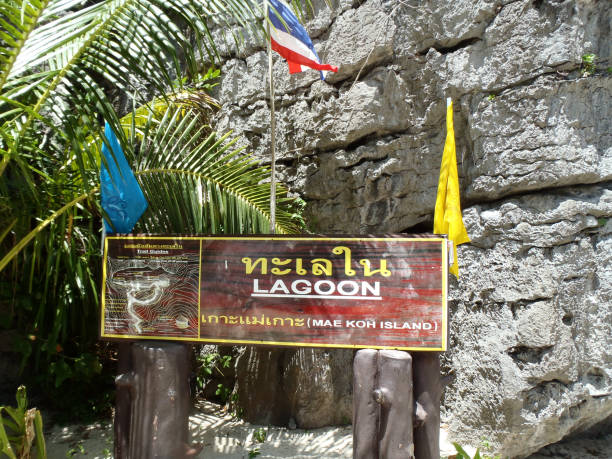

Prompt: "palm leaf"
[1,96,305,270]
[0,0,263,257]
[0,0,49,92]
[132,102,304,235]
[0,0,265,178]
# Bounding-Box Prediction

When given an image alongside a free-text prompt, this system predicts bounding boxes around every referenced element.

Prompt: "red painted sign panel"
[101,236,448,351]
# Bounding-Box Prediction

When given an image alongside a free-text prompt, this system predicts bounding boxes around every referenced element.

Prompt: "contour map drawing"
[103,255,200,338]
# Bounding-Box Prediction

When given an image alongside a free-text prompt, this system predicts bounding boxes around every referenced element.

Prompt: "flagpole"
[265,0,277,235]
[446,96,452,267]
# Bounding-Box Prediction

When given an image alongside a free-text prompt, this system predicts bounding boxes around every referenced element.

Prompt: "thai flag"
[267,0,338,79]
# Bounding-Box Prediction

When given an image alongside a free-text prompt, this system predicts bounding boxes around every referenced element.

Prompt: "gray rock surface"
[211,0,612,457]
[234,347,353,429]
[445,185,612,457]
[528,417,612,458]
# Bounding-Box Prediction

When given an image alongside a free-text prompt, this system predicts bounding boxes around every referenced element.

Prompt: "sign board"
[101,236,448,351]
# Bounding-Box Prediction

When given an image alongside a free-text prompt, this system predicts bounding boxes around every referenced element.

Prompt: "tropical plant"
[451,441,502,459]
[131,99,304,235]
[581,53,597,76]
[195,351,232,395]
[0,386,46,459]
[0,0,305,400]
[0,0,266,267]
[253,427,267,444]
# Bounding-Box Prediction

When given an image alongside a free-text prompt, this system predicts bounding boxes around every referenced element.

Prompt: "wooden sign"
[101,236,448,350]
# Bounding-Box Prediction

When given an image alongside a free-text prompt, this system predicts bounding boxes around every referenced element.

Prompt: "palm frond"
[1,95,305,272]
[0,0,252,233]
[0,0,264,178]
[132,103,304,235]
[0,0,50,92]
[0,188,96,273]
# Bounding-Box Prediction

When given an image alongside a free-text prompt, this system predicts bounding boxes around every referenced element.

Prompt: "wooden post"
[353,349,415,459]
[115,341,200,459]
[412,353,440,459]
[114,342,132,459]
[353,349,379,459]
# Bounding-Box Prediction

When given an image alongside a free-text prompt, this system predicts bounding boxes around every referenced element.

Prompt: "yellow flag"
[434,100,470,277]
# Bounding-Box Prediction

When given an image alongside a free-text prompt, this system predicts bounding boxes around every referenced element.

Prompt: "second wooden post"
[353,349,415,459]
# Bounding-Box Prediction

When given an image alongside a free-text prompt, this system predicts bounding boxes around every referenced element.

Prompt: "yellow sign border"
[101,235,449,351]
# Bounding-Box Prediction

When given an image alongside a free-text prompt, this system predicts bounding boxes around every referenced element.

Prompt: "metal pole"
[265,0,277,235]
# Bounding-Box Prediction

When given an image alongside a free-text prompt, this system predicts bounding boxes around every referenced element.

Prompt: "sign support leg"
[115,341,200,458]
[353,349,379,459]
[353,349,415,459]
[114,343,133,458]
[413,352,441,459]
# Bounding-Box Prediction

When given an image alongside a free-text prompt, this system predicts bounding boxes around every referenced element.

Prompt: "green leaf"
[453,442,472,459]
[50,358,73,388]
[33,409,46,459]
[132,101,304,235]
[0,409,17,459]
[15,386,27,414]
[0,408,20,435]
[74,353,103,379]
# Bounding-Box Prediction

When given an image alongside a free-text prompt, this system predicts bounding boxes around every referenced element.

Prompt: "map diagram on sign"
[103,250,200,338]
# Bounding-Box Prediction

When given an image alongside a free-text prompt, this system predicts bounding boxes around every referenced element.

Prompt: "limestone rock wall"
[210,0,611,457]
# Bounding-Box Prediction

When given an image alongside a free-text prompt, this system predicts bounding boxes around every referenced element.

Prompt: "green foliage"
[0,0,305,404]
[253,427,267,444]
[66,443,85,457]
[245,425,266,457]
[219,355,233,370]
[195,352,232,393]
[49,353,102,388]
[132,102,305,235]
[1,205,103,387]
[487,94,496,101]
[200,353,222,378]
[452,442,481,459]
[0,386,46,459]
[581,53,597,76]
[215,384,232,404]
[230,393,243,419]
[451,441,502,459]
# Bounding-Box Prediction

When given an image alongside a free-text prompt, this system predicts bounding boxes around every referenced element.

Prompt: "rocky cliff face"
[210,0,611,457]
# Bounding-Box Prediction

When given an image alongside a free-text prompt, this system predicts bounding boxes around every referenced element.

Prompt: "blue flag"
[100,122,147,233]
